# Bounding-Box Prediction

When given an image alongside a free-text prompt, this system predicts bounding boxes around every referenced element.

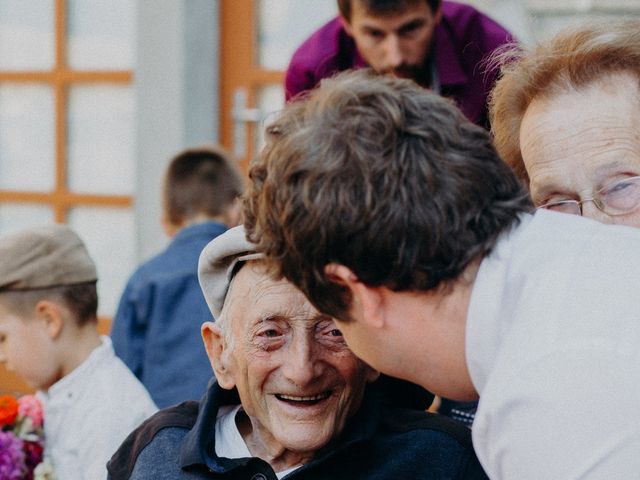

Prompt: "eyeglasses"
[538,175,640,217]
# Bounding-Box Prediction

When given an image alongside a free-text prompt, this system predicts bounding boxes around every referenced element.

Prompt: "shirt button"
[251,475,267,480]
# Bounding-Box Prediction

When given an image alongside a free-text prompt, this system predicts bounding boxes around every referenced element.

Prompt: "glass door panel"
[0,0,55,70]
[0,84,55,190]
[257,0,337,70]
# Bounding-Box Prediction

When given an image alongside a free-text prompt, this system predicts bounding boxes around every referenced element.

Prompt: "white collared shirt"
[38,336,157,480]
[215,405,301,479]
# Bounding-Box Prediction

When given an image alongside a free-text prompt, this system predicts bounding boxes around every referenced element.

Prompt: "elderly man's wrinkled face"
[519,72,640,227]
[202,262,378,464]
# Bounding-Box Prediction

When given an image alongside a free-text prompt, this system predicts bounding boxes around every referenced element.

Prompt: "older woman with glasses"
[489,20,640,227]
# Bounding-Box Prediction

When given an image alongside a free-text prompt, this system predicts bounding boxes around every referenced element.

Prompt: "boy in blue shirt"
[111,146,244,408]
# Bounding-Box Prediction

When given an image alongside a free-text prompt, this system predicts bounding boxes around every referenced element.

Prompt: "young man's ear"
[34,300,64,339]
[324,263,386,329]
[201,321,235,390]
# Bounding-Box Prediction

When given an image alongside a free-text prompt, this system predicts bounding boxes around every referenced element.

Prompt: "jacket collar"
[179,380,239,471]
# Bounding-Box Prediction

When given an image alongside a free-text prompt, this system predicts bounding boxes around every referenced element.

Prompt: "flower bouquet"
[0,394,53,480]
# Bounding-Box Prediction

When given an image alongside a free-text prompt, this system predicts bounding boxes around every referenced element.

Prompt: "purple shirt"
[285,1,514,127]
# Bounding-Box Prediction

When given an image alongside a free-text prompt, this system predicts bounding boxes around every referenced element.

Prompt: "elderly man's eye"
[320,327,346,344]
[316,318,347,345]
[260,329,281,338]
[254,327,286,351]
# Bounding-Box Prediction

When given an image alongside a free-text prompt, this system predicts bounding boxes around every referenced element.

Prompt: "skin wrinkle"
[211,261,377,472]
[217,264,278,358]
[219,264,289,349]
[527,135,640,203]
[520,72,640,226]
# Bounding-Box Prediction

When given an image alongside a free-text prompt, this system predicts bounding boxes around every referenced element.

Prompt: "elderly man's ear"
[201,321,236,390]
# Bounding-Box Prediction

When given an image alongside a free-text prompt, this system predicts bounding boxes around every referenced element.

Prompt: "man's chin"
[274,425,335,454]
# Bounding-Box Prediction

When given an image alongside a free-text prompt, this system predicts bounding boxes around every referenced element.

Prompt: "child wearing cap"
[0,224,157,480]
[110,146,244,408]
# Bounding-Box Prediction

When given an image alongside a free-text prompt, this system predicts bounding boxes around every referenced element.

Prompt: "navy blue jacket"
[107,382,488,479]
[111,221,228,408]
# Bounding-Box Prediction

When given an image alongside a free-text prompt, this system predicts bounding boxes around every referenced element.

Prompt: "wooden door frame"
[220,0,283,172]
[0,0,133,222]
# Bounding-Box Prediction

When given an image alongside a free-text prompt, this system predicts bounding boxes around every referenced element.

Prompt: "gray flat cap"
[198,225,263,318]
[0,224,97,292]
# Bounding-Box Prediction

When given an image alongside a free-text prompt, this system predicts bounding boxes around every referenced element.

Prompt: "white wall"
[134,0,221,262]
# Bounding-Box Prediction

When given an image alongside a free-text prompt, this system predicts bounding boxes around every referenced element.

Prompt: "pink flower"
[18,395,43,428]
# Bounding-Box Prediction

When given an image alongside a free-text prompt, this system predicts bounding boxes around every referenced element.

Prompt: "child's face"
[0,301,59,391]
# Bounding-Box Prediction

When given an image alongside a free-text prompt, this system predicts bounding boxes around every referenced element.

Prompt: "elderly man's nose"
[282,338,320,385]
[383,36,403,68]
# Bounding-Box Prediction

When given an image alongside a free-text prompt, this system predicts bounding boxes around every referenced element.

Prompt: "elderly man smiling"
[107,226,486,480]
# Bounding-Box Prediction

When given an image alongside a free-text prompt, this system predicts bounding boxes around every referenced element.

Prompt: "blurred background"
[1,0,639,391]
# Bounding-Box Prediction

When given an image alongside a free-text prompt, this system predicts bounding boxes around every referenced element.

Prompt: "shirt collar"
[172,221,228,245]
[41,336,112,404]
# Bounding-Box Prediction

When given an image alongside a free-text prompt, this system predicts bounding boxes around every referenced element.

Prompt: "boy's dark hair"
[337,0,441,22]
[0,282,98,328]
[164,146,244,226]
[245,69,532,321]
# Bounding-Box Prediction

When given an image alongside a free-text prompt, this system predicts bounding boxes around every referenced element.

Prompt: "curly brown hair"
[245,69,531,321]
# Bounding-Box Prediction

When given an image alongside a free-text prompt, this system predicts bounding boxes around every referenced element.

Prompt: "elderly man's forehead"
[224,260,318,319]
[229,260,280,294]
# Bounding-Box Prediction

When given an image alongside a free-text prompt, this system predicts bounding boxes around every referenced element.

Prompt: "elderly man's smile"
[274,390,333,406]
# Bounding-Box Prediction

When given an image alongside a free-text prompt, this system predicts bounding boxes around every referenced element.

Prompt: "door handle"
[232,88,262,159]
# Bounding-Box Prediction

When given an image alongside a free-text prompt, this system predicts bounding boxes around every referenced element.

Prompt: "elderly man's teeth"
[277,392,330,402]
